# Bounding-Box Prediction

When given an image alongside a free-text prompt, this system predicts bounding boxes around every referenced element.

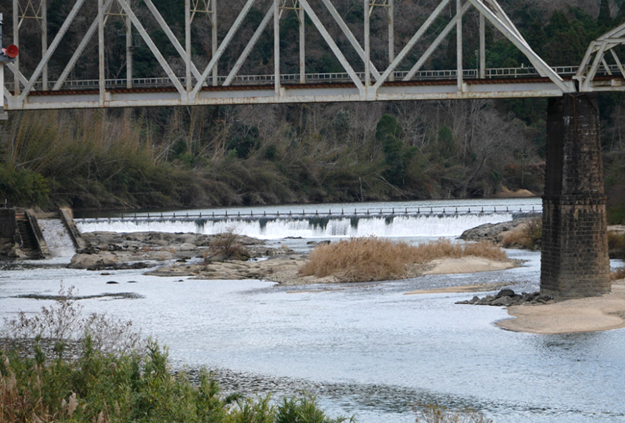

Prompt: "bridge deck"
[8,77,590,110]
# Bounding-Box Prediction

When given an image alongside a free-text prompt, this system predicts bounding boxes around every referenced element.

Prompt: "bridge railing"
[5,64,611,92]
[77,205,542,223]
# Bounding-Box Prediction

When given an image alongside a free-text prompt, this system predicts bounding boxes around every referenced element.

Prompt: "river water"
[1,198,624,422]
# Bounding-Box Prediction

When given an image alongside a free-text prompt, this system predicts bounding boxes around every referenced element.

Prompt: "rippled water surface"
[2,198,625,422]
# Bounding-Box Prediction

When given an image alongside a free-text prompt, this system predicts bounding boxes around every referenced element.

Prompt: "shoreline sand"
[495,282,625,334]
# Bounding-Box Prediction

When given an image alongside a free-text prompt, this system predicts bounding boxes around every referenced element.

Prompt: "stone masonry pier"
[541,93,610,299]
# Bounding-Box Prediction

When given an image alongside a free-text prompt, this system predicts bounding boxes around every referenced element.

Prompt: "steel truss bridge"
[3,0,625,117]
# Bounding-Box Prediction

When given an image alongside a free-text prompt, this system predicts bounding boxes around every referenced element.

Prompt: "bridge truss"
[2,0,625,116]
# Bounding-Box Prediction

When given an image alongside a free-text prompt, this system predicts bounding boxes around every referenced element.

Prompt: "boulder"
[496,288,516,298]
[69,252,117,269]
[491,296,512,306]
[459,217,539,244]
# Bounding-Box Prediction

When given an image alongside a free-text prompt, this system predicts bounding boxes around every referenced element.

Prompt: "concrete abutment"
[541,93,611,299]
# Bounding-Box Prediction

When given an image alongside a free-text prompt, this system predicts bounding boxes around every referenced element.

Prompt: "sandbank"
[496,282,625,334]
[423,256,515,275]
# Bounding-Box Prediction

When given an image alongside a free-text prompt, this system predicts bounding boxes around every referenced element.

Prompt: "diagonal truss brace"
[18,0,87,103]
[117,0,186,96]
[53,0,115,90]
[191,0,258,98]
[6,62,30,90]
[321,0,381,80]
[403,0,470,80]
[374,0,571,95]
[575,21,625,91]
[375,0,450,89]
[223,0,374,90]
[224,5,275,86]
[469,0,570,92]
[143,0,202,81]
[299,0,365,93]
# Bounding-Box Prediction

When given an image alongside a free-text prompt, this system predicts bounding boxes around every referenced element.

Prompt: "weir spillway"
[76,207,540,240]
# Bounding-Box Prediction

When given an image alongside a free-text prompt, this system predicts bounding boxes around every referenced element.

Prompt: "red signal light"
[3,45,19,59]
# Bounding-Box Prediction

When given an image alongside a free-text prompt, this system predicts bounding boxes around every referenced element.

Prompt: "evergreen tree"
[598,0,613,31]
[616,0,625,24]
[376,115,405,187]
[525,20,548,57]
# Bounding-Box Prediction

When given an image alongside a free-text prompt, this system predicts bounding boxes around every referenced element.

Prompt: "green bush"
[0,165,50,207]
[0,342,352,423]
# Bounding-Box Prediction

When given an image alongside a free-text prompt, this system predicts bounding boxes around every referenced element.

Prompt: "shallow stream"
[1,198,624,422]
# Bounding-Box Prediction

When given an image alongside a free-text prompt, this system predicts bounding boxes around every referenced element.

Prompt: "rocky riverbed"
[69,231,283,269]
[67,229,518,286]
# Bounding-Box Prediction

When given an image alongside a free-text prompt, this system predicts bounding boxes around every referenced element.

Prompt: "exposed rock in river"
[69,226,519,285]
[455,289,554,306]
[459,216,538,244]
[69,231,275,270]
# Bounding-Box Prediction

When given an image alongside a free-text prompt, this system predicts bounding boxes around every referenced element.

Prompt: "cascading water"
[38,219,76,258]
[76,212,524,239]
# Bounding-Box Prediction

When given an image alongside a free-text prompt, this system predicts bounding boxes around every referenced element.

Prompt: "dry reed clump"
[204,228,249,262]
[411,238,508,263]
[299,237,508,282]
[611,267,625,281]
[501,217,542,250]
[415,404,493,423]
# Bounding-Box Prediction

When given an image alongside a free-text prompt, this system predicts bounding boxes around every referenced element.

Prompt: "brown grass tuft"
[611,267,625,281]
[205,228,249,261]
[299,237,508,282]
[501,217,542,249]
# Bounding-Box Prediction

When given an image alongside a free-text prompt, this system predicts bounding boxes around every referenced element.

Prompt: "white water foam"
[77,213,515,239]
[38,219,76,257]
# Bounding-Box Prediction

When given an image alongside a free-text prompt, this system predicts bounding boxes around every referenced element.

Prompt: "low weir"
[76,206,540,239]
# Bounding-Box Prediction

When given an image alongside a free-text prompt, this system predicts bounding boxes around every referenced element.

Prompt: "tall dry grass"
[415,404,492,423]
[299,238,508,282]
[501,217,542,250]
[611,267,625,281]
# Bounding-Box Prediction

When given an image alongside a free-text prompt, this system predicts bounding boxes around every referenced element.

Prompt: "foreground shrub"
[1,285,352,423]
[299,238,508,282]
[501,217,542,250]
[3,284,144,357]
[0,339,351,423]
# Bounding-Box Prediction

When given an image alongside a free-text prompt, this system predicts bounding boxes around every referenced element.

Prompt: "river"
[1,198,624,422]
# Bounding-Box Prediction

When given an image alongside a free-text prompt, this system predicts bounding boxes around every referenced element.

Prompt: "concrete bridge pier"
[541,93,611,299]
